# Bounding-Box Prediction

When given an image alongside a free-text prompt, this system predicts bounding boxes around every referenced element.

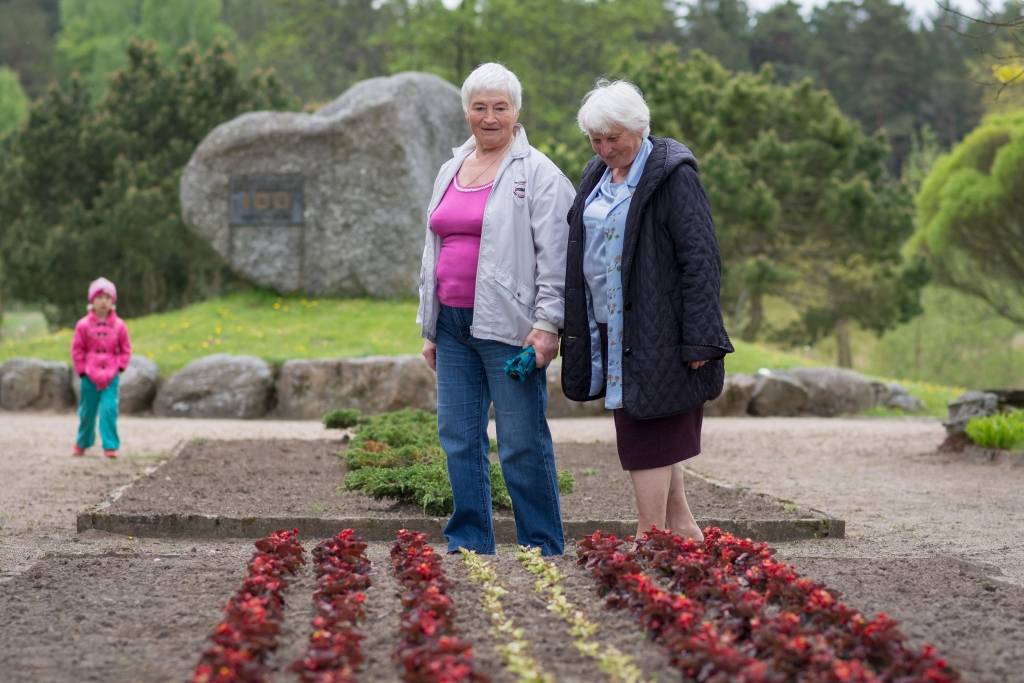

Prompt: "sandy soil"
[104,438,803,523]
[2,412,1023,682]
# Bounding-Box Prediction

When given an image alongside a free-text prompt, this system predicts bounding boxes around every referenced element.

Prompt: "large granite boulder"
[749,372,809,417]
[276,355,436,419]
[705,373,757,416]
[786,367,876,417]
[181,72,468,298]
[72,356,160,414]
[154,354,273,418]
[0,359,74,411]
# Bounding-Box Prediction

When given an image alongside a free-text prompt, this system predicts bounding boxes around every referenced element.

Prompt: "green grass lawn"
[0,290,961,417]
[1,309,48,340]
[0,291,422,374]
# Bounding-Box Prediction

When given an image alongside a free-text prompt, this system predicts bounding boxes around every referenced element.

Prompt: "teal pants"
[76,375,120,451]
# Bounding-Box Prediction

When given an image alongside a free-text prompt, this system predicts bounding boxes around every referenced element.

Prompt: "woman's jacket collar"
[578,136,699,210]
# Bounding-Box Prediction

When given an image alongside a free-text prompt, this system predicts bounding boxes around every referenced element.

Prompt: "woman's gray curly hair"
[577,79,651,138]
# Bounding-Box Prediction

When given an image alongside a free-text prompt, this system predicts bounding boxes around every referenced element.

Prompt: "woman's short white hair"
[461,62,522,113]
[577,79,651,138]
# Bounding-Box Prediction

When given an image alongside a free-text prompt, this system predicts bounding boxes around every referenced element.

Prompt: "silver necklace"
[462,141,511,187]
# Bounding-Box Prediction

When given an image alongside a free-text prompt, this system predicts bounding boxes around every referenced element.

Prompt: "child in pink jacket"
[71,277,132,458]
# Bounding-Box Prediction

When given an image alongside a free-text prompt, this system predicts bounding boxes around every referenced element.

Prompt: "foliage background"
[0,0,1021,391]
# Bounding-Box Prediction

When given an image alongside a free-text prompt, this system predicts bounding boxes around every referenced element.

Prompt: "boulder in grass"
[180,72,468,298]
[787,367,876,417]
[705,373,757,416]
[72,356,160,414]
[154,354,274,418]
[0,359,74,411]
[275,356,436,419]
[871,381,925,414]
[749,372,809,417]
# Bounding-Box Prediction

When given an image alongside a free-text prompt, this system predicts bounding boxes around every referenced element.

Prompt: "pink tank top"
[429,177,493,308]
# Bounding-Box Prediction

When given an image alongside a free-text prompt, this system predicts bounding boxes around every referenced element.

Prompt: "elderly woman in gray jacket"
[417,63,575,556]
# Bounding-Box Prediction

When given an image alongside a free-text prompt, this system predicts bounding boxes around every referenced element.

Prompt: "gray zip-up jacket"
[417,125,575,346]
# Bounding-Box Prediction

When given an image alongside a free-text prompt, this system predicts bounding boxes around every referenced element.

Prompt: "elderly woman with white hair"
[417,63,575,556]
[561,80,734,542]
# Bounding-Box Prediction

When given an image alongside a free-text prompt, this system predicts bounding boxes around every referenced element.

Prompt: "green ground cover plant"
[337,409,574,516]
[965,411,1024,451]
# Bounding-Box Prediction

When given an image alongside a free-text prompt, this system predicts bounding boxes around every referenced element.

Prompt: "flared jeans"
[435,305,564,555]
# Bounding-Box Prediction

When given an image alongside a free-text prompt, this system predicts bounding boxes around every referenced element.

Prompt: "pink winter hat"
[88,277,117,303]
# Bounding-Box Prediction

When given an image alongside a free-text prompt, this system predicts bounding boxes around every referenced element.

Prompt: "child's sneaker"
[103,450,118,459]
[72,445,85,457]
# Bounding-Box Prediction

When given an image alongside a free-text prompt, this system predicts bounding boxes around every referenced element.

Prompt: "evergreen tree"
[620,46,925,366]
[749,1,813,83]
[0,40,294,326]
[0,0,58,98]
[910,110,1024,326]
[681,0,752,72]
[0,66,29,135]
[56,0,237,98]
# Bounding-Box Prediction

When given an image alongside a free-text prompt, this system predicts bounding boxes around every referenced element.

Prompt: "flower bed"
[515,546,645,683]
[191,528,306,683]
[390,529,488,682]
[460,549,551,682]
[290,529,373,682]
[578,527,960,683]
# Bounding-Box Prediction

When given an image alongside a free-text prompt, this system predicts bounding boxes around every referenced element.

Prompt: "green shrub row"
[330,409,574,516]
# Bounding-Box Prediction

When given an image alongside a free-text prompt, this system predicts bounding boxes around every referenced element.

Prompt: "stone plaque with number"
[229,174,304,225]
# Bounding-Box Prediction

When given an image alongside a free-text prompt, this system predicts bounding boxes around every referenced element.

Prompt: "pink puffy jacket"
[71,311,133,390]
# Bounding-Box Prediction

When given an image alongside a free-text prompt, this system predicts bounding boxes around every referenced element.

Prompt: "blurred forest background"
[0,0,1021,390]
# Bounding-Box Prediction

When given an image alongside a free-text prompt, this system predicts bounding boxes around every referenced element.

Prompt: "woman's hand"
[422,340,437,371]
[688,360,707,370]
[525,329,558,368]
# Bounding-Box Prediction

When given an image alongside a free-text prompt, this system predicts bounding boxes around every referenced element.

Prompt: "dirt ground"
[2,412,1023,682]
[103,438,806,524]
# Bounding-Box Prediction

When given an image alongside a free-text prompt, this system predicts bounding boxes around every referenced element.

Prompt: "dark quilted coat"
[560,137,734,419]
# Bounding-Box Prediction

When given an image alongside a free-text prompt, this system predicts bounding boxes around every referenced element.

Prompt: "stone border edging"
[2,353,927,419]
[76,464,844,543]
[76,511,843,543]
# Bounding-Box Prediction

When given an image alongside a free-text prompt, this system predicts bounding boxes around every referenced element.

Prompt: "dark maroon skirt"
[598,323,703,471]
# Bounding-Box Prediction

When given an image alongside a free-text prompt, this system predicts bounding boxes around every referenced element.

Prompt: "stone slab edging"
[76,461,844,542]
[76,511,843,543]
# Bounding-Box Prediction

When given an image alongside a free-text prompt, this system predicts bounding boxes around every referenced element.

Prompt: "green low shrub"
[342,409,573,515]
[322,408,362,430]
[965,411,1024,451]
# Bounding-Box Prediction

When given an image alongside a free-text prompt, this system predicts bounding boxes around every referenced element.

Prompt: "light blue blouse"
[581,138,653,409]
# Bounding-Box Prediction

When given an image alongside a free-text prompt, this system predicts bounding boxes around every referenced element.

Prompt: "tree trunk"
[835,317,853,368]
[740,291,764,342]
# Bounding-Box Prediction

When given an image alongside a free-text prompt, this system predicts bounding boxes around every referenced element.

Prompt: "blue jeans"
[76,375,120,451]
[435,305,564,555]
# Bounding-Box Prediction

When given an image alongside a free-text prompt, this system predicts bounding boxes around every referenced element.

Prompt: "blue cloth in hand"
[504,346,536,382]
